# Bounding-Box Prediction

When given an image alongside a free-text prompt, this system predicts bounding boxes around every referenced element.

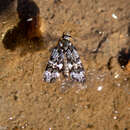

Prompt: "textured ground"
[0,0,130,130]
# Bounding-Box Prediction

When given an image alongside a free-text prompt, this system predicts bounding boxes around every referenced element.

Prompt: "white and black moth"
[43,33,86,83]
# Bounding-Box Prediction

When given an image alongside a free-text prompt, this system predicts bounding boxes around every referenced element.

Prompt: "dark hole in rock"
[14,95,18,101]
[118,48,130,69]
[12,126,19,130]
[107,56,114,70]
[86,124,93,128]
[114,124,119,130]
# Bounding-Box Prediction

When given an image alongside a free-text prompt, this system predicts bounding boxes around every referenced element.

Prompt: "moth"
[43,33,86,83]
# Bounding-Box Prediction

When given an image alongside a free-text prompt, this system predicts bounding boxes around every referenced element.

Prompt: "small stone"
[112,14,118,19]
[2,21,7,24]
[66,116,70,120]
[27,18,33,22]
[113,116,118,120]
[114,73,119,79]
[97,86,103,91]
[9,117,13,120]
[114,110,119,114]
[117,83,120,87]
[1,33,5,38]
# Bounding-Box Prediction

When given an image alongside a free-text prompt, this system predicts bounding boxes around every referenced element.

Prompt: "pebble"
[27,18,33,22]
[9,117,13,120]
[1,33,4,39]
[114,73,119,79]
[112,14,118,19]
[66,116,70,120]
[97,86,103,91]
[113,116,118,120]
[114,110,119,114]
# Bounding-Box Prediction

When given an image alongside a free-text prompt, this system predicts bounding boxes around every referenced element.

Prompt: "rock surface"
[0,0,129,129]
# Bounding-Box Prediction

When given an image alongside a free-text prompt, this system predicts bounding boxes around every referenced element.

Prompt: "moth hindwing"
[44,33,86,83]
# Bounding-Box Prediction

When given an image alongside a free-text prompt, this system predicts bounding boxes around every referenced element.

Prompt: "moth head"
[62,32,71,40]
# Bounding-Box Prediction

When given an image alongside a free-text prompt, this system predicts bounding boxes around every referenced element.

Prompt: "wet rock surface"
[0,0,130,129]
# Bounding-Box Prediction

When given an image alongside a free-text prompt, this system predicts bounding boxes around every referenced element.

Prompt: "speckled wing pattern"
[65,44,86,83]
[44,46,64,82]
[43,34,86,83]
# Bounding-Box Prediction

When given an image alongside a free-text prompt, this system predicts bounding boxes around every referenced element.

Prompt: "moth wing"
[66,44,86,83]
[44,47,64,82]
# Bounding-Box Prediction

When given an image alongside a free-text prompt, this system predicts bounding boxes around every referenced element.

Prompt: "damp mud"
[0,0,130,130]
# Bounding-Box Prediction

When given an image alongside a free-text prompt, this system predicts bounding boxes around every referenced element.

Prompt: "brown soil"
[0,0,130,130]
